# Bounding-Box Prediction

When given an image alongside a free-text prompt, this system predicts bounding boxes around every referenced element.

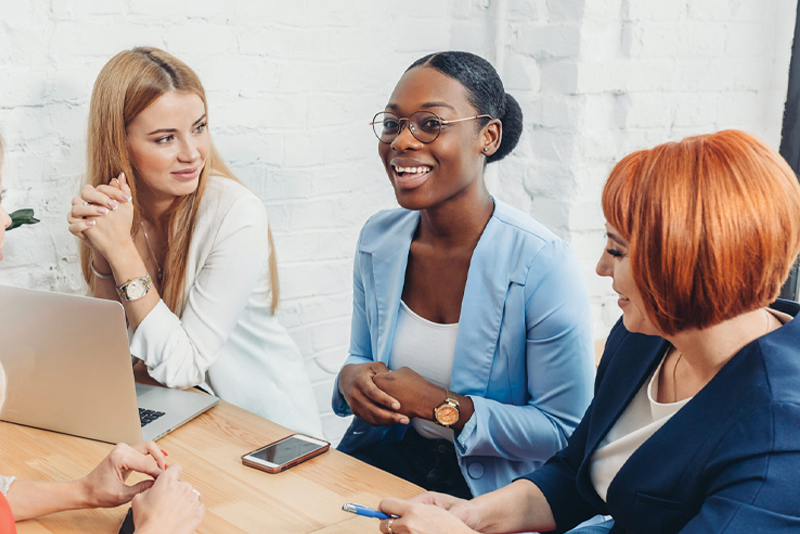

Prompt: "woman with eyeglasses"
[332,51,595,498]
[65,47,322,438]
[376,130,800,534]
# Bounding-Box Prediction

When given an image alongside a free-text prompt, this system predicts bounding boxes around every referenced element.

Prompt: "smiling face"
[126,91,210,205]
[378,67,492,211]
[596,223,661,336]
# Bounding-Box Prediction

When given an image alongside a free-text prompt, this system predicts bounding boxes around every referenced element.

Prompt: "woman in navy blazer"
[333,51,594,498]
[376,130,800,533]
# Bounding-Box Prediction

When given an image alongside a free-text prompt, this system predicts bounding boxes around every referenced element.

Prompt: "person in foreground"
[0,134,203,533]
[376,129,800,533]
[333,50,594,499]
[66,47,322,437]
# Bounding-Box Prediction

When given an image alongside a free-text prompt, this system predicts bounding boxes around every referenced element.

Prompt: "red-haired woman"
[375,130,800,534]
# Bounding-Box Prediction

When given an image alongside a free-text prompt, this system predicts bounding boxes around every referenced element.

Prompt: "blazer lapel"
[364,212,419,365]
[450,214,510,396]
[585,334,667,461]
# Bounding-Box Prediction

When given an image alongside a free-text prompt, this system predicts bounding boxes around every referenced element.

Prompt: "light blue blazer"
[333,200,595,496]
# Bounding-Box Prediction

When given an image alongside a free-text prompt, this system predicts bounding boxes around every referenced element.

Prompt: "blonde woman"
[66,47,322,437]
[0,132,203,533]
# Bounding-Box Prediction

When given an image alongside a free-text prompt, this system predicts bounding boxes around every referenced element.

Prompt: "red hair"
[603,130,800,335]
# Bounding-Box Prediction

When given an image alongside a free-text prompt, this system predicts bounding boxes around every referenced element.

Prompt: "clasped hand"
[67,172,134,260]
[339,363,443,426]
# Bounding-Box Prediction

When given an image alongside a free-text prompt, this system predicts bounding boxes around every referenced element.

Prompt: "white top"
[129,175,322,438]
[590,353,692,501]
[389,301,459,441]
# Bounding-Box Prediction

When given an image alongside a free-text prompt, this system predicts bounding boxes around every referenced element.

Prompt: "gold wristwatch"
[434,389,460,427]
[116,273,153,302]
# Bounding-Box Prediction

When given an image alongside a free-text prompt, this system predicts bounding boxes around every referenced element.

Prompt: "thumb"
[379,497,411,517]
[121,478,155,503]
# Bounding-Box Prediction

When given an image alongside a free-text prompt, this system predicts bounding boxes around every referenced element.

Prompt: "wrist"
[108,244,149,284]
[70,478,94,509]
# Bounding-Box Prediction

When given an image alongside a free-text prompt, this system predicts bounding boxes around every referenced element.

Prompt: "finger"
[119,172,132,200]
[95,184,130,204]
[351,397,409,426]
[408,491,449,506]
[134,441,168,471]
[121,478,156,502]
[71,204,110,218]
[161,463,183,481]
[361,379,402,411]
[372,362,390,373]
[112,444,163,479]
[81,186,119,210]
[380,497,412,517]
[69,221,96,236]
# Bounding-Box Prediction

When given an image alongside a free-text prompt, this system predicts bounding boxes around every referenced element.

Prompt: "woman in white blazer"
[66,47,322,438]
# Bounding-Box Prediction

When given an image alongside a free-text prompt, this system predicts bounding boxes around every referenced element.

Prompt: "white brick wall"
[0,0,795,443]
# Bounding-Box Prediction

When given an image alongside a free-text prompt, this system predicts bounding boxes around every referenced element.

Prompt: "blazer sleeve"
[332,226,373,416]
[522,319,628,533]
[129,194,270,388]
[679,402,800,533]
[456,240,595,462]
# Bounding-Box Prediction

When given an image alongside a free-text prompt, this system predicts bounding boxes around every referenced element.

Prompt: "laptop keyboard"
[139,408,166,427]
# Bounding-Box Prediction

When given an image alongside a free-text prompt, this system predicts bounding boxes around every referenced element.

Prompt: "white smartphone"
[241,434,330,474]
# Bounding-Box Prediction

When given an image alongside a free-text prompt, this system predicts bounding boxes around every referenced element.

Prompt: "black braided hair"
[407,51,523,163]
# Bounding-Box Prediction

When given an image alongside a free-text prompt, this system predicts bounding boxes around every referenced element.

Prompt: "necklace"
[671,350,682,403]
[672,308,773,402]
[140,221,163,282]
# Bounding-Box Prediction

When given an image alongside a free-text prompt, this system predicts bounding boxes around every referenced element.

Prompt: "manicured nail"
[165,463,168,469]
[107,200,117,210]
[123,195,132,202]
[97,207,108,214]
[120,172,126,181]
[161,449,168,456]
[85,220,95,227]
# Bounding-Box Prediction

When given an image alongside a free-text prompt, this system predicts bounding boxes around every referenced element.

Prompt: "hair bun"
[488,93,523,164]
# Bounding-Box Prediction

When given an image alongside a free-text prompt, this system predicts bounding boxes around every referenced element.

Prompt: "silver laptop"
[0,284,218,444]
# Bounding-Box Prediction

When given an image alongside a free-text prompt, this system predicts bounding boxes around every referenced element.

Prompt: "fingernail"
[120,172,126,181]
[85,220,95,227]
[97,207,108,214]
[161,449,168,456]
[149,482,154,488]
[165,463,168,469]
[124,195,132,202]
[108,200,117,210]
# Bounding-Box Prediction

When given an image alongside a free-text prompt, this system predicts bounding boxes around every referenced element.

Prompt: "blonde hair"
[82,47,279,314]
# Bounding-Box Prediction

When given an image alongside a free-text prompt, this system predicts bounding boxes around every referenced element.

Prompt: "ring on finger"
[386,518,394,534]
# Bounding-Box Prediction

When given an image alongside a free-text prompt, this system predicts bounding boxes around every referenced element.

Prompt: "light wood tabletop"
[0,399,422,533]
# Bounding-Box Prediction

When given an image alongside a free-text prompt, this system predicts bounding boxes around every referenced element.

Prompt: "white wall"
[0,0,795,442]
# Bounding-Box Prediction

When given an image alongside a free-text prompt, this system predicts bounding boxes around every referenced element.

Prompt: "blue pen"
[342,503,396,520]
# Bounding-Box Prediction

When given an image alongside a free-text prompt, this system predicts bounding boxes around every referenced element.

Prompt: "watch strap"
[115,273,153,302]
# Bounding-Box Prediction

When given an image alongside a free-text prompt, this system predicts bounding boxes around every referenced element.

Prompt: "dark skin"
[338,66,503,430]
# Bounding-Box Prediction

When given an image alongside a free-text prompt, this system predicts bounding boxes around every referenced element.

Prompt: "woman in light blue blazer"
[332,51,595,498]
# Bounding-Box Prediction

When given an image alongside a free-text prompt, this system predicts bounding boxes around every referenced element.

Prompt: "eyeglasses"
[370,111,493,144]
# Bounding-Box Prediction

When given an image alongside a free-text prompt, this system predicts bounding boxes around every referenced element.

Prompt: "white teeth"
[393,165,431,174]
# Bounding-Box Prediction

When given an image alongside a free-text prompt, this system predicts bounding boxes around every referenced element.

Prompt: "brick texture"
[0,0,795,443]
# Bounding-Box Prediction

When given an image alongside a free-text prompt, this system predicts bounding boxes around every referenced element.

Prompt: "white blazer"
[129,175,322,438]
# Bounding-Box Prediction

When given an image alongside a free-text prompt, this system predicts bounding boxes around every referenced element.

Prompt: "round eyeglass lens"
[372,112,400,143]
[409,111,442,143]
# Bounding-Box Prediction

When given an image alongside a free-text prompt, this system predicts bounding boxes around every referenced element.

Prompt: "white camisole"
[389,301,459,442]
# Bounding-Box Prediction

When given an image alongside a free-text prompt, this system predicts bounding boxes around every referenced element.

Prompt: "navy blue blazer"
[526,299,800,533]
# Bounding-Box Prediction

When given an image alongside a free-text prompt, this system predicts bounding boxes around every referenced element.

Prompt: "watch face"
[127,280,145,300]
[436,405,459,426]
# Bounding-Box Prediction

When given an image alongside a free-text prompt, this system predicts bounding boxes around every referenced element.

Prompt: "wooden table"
[0,400,422,533]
